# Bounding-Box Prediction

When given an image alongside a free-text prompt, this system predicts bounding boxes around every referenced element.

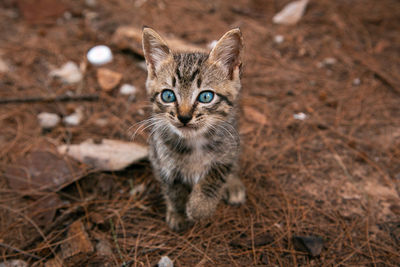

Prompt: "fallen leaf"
[61,220,94,261]
[293,235,324,257]
[44,258,63,267]
[4,151,84,193]
[96,239,113,257]
[58,139,148,171]
[96,68,122,91]
[30,193,63,226]
[243,106,267,125]
[111,26,206,57]
[49,61,83,84]
[272,0,309,25]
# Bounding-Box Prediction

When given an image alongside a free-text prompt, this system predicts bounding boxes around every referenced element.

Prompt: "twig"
[0,242,43,260]
[0,94,99,104]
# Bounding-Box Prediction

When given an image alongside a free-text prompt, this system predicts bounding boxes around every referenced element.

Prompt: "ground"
[0,0,399,266]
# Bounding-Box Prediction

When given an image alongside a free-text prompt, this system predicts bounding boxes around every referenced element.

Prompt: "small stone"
[87,45,113,66]
[130,183,146,196]
[157,256,173,267]
[0,58,9,73]
[293,112,307,120]
[323,57,337,65]
[38,112,61,129]
[97,68,122,91]
[272,0,309,25]
[119,84,137,96]
[352,78,361,86]
[50,61,83,84]
[85,0,97,7]
[293,235,324,257]
[63,108,84,126]
[274,35,284,44]
[96,239,113,257]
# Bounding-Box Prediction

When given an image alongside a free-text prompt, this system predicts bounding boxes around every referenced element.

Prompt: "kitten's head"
[142,27,243,138]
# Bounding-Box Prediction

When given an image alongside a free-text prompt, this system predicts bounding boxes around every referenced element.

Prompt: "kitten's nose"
[177,114,192,125]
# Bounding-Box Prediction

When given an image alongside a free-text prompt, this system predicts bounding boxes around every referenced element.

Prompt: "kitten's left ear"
[208,28,243,80]
[142,27,172,77]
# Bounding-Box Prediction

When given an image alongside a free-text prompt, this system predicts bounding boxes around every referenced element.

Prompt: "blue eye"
[161,90,176,103]
[198,91,214,103]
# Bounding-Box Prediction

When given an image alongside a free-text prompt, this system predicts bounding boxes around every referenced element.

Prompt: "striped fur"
[142,27,246,231]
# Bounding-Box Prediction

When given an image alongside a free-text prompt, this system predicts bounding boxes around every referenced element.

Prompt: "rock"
[274,35,285,44]
[293,112,307,120]
[293,235,324,257]
[87,45,113,66]
[119,83,137,97]
[96,239,113,257]
[63,107,84,126]
[49,61,83,84]
[352,78,361,86]
[4,151,83,192]
[157,256,173,267]
[0,260,28,267]
[38,112,61,129]
[61,220,94,261]
[272,0,309,25]
[323,57,337,65]
[129,183,146,196]
[96,68,122,91]
[58,139,149,171]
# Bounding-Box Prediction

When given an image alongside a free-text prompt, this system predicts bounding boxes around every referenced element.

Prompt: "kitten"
[142,27,246,231]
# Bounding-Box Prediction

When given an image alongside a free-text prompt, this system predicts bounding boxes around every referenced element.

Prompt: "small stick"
[0,94,99,104]
[0,241,42,260]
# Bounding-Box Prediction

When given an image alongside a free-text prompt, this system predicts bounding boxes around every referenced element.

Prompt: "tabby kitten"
[142,27,246,231]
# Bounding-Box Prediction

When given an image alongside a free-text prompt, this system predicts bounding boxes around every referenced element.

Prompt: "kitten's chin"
[170,124,203,139]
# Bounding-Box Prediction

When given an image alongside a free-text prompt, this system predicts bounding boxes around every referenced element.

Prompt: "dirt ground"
[0,0,399,266]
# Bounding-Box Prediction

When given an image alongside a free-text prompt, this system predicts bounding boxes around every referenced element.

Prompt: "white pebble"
[38,112,60,129]
[157,256,173,267]
[63,108,84,126]
[323,57,337,65]
[208,40,218,50]
[352,78,361,86]
[293,112,307,120]
[87,45,113,66]
[274,35,284,44]
[119,84,137,96]
[49,61,83,84]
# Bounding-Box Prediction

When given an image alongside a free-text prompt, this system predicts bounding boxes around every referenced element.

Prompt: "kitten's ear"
[208,28,243,79]
[142,27,172,77]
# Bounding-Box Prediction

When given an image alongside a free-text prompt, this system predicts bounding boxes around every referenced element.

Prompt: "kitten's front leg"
[186,163,231,221]
[162,180,191,231]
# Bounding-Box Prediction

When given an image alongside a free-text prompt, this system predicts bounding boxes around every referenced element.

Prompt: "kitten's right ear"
[142,27,172,77]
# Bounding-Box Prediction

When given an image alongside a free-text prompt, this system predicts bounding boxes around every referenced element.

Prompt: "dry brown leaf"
[96,68,122,91]
[61,220,94,261]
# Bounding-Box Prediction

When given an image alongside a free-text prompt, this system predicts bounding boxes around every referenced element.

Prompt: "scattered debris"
[317,57,337,68]
[293,235,324,257]
[44,258,63,267]
[61,220,94,261]
[17,0,67,24]
[0,260,28,267]
[111,26,206,57]
[63,107,84,126]
[274,35,285,44]
[87,45,113,66]
[4,151,83,192]
[58,139,149,171]
[96,239,113,257]
[293,112,307,120]
[49,61,83,84]
[157,256,173,267]
[38,112,61,129]
[230,233,274,249]
[243,106,267,125]
[352,78,361,86]
[130,183,146,196]
[0,58,9,73]
[85,0,97,8]
[119,83,137,98]
[97,68,122,91]
[272,0,309,25]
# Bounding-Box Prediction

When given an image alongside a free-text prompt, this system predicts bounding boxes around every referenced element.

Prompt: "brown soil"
[1,0,399,266]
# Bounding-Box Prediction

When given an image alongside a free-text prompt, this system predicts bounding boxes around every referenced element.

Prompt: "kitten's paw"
[186,192,218,221]
[223,179,246,205]
[166,210,189,232]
